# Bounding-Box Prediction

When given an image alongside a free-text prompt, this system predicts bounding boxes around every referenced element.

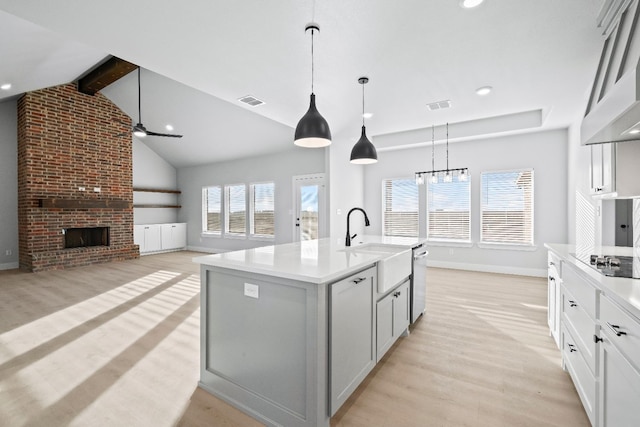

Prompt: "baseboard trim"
[0,261,19,270]
[187,245,223,254]
[426,259,546,278]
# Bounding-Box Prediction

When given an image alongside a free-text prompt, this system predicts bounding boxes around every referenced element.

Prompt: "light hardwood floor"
[0,252,589,426]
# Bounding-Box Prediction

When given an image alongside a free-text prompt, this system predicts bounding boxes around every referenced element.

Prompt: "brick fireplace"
[17,83,139,272]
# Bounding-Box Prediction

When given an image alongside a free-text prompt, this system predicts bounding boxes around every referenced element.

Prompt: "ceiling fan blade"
[145,130,183,138]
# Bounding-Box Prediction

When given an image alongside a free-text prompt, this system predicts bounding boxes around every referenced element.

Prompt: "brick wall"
[17,83,139,271]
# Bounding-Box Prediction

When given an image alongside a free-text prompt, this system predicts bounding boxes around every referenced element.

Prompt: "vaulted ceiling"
[0,1,604,168]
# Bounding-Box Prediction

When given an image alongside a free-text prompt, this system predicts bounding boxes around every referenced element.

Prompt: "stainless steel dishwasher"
[411,245,428,323]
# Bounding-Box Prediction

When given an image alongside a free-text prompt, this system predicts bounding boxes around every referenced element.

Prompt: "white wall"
[328,131,366,245]
[178,147,326,253]
[133,139,179,224]
[362,129,569,277]
[0,100,18,269]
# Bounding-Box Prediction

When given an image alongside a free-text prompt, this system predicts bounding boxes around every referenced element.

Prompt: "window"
[382,178,419,237]
[427,178,470,241]
[481,169,534,245]
[202,186,222,234]
[225,184,246,236]
[250,182,275,238]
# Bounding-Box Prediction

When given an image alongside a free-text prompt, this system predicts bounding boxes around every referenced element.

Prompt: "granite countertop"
[545,243,640,319]
[193,236,426,284]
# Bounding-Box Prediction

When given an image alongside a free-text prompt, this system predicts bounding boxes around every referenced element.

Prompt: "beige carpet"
[0,252,588,426]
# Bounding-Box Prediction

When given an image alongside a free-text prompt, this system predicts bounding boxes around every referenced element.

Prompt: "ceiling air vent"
[238,95,265,107]
[427,99,451,111]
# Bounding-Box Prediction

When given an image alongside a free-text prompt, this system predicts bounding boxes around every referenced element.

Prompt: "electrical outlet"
[449,248,455,255]
[244,283,259,299]
[93,187,101,193]
[5,250,12,256]
[78,187,85,191]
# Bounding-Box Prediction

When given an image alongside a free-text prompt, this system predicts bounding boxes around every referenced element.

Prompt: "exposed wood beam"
[78,56,138,95]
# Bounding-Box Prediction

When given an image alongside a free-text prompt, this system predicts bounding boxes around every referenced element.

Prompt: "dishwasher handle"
[413,251,428,260]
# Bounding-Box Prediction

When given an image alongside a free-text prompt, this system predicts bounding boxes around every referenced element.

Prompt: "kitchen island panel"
[199,265,329,427]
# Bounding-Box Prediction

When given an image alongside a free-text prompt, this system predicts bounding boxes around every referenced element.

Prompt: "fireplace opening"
[64,227,110,249]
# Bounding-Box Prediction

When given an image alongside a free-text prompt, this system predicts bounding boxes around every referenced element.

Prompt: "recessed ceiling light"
[476,86,493,96]
[165,124,174,131]
[460,0,484,8]
[629,129,640,134]
[1,83,11,90]
[363,112,373,119]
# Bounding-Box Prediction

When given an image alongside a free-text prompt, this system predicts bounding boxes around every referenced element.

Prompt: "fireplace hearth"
[64,227,110,249]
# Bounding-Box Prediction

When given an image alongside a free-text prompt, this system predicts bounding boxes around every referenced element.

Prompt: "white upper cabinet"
[590,142,640,198]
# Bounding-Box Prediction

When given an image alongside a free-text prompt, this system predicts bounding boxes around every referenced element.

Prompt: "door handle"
[620,224,627,229]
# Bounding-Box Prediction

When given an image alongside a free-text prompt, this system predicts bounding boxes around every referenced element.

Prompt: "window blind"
[427,179,470,241]
[225,184,246,236]
[382,178,419,237]
[481,169,534,245]
[203,186,221,233]
[250,182,275,237]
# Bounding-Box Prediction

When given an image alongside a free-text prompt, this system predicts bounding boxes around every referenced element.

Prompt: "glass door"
[293,174,326,241]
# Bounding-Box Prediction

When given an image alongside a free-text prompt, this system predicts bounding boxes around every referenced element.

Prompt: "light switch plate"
[244,283,259,299]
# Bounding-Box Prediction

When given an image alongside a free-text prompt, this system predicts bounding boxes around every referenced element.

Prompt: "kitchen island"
[193,236,425,427]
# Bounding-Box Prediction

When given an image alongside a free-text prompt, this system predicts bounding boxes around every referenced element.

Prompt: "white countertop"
[193,236,426,284]
[545,243,640,319]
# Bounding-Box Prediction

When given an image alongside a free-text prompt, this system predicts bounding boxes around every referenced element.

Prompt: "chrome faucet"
[346,207,370,246]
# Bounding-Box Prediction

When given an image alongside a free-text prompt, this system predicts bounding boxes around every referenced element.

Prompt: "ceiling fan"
[126,68,183,139]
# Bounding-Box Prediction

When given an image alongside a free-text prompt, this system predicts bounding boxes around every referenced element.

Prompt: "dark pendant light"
[350,77,378,164]
[294,24,331,148]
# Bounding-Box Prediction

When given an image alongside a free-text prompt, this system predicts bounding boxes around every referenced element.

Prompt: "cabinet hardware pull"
[548,276,555,281]
[568,343,577,352]
[605,322,627,337]
[549,261,555,266]
[351,277,366,284]
[593,335,603,343]
[568,300,577,307]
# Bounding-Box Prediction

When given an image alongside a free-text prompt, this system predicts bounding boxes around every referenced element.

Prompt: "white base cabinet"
[376,280,410,362]
[134,223,186,254]
[598,295,640,427]
[548,248,640,427]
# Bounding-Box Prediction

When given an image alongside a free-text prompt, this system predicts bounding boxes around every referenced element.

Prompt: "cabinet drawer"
[600,295,640,372]
[562,286,597,374]
[562,263,597,319]
[562,325,596,426]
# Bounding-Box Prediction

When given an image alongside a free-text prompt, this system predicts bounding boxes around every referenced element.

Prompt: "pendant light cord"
[311,28,315,94]
[446,122,449,171]
[137,68,142,123]
[362,82,365,126]
[431,125,435,171]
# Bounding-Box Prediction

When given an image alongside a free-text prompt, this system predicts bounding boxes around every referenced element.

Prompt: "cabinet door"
[590,144,604,194]
[160,224,173,249]
[376,293,394,362]
[173,223,187,248]
[143,225,162,252]
[599,334,640,427]
[392,281,410,338]
[330,267,375,415]
[590,144,615,195]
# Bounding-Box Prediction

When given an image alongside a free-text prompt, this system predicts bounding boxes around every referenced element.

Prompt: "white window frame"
[381,177,419,238]
[225,183,247,238]
[479,168,535,249]
[426,175,471,244]
[250,181,275,240]
[202,185,222,235]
